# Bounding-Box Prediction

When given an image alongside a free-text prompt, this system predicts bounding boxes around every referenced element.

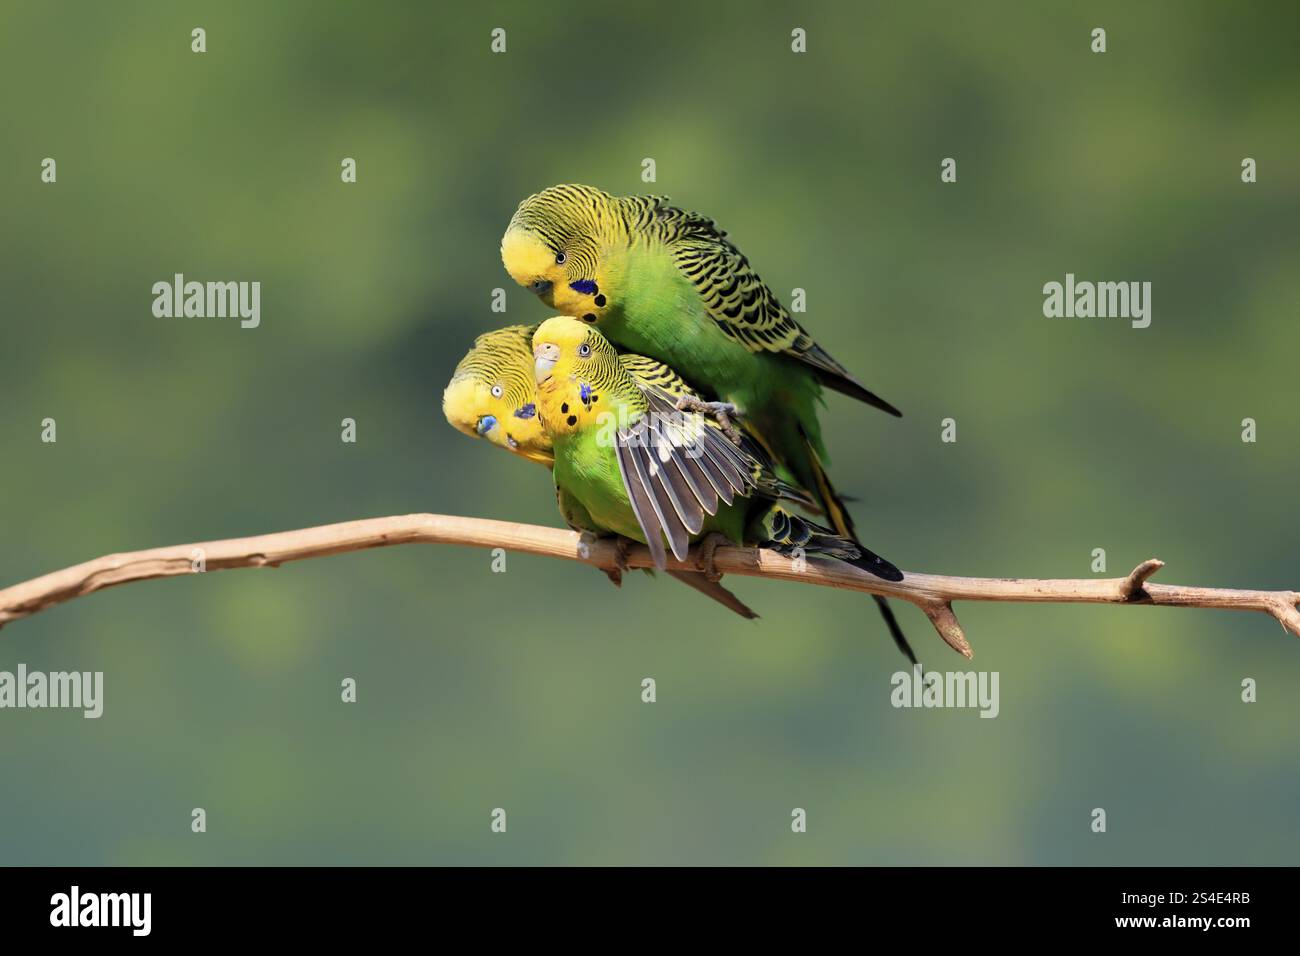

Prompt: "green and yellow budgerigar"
[530,318,907,637]
[502,184,913,659]
[441,323,760,619]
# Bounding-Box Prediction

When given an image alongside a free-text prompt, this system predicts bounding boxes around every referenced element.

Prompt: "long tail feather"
[871,595,917,667]
[798,427,918,664]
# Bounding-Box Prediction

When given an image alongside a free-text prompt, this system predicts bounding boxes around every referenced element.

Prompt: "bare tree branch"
[1,513,1297,657]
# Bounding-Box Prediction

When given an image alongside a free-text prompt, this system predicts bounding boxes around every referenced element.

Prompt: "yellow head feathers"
[501,184,627,321]
[442,325,552,466]
[499,227,561,304]
[532,316,623,383]
[531,317,630,438]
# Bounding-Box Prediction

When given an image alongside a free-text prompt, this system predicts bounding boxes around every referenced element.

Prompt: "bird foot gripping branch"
[694,532,731,583]
[598,535,634,587]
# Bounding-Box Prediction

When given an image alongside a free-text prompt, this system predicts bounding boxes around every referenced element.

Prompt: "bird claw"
[600,535,634,588]
[674,396,743,446]
[695,532,730,583]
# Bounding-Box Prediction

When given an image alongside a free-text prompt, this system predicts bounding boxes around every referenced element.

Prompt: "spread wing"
[646,199,901,416]
[613,387,760,569]
[621,351,816,512]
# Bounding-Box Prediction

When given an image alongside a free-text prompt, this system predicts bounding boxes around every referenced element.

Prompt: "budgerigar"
[442,324,759,619]
[502,184,913,659]
[530,318,907,639]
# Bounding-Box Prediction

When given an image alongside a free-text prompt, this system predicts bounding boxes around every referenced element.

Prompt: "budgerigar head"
[442,325,553,466]
[531,316,629,437]
[501,184,624,324]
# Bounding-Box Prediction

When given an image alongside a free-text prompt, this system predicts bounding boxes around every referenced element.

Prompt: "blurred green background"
[2,0,1297,865]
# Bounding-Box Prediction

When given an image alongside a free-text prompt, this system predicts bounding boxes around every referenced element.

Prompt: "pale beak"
[534,342,559,383]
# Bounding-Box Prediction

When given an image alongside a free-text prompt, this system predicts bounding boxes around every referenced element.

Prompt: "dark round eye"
[555,251,567,265]
[578,343,590,357]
